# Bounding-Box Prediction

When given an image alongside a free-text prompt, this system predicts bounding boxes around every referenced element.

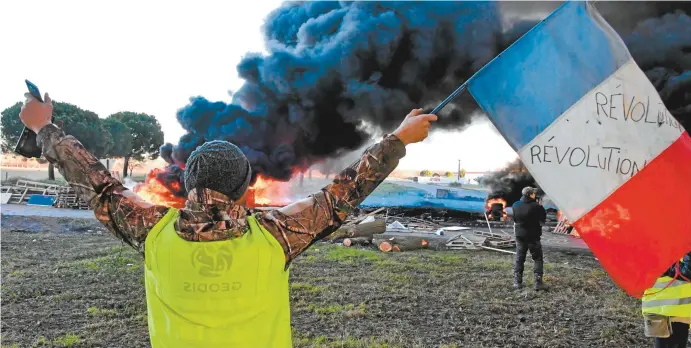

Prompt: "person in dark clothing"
[511,186,547,290]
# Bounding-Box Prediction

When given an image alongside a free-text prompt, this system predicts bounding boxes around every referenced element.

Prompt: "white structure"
[412,176,475,185]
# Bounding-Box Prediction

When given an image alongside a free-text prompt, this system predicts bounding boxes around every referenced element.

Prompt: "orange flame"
[133,169,186,208]
[486,198,509,221]
[133,169,294,209]
[249,175,291,207]
[485,198,507,211]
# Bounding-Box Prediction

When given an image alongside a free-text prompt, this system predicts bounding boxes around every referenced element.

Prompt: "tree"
[102,118,133,158]
[107,112,164,177]
[1,102,24,153]
[444,171,454,178]
[460,168,467,178]
[127,158,143,176]
[2,101,111,179]
[419,170,432,177]
[432,173,440,177]
[54,102,112,158]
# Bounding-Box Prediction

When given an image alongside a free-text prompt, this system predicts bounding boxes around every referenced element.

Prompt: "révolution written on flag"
[466,1,691,297]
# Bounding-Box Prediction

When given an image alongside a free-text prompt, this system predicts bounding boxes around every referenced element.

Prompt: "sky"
[0,0,518,172]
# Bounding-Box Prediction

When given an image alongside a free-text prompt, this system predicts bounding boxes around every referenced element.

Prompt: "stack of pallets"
[54,186,90,210]
[0,180,90,209]
[1,180,62,205]
[552,215,579,238]
[446,229,516,254]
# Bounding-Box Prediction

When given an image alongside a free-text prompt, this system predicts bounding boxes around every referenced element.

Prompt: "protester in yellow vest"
[18,91,437,347]
[642,252,691,348]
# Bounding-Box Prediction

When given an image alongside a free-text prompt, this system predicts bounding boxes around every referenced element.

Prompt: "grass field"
[1,215,648,348]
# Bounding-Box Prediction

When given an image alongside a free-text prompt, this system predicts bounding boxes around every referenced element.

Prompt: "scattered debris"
[327,206,585,254]
[342,237,372,247]
[0,180,89,209]
[359,215,376,224]
[328,220,386,241]
[386,221,407,230]
[376,236,430,252]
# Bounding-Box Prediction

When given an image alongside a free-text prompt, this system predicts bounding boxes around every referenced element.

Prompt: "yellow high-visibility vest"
[642,260,691,318]
[143,208,292,348]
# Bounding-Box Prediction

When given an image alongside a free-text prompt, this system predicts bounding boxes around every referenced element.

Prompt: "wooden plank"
[350,207,386,224]
[408,216,441,227]
[480,245,517,254]
[473,230,512,240]
[18,187,29,203]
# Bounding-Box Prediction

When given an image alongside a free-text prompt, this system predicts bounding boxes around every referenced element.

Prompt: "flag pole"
[429,80,470,115]
[429,1,578,116]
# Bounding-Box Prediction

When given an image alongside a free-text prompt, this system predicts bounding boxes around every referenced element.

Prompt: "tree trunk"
[299,172,304,188]
[376,236,430,252]
[343,237,372,247]
[308,169,312,180]
[49,119,62,181]
[123,155,130,177]
[328,220,386,241]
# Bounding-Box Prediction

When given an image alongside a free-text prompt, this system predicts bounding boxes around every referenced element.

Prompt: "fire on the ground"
[133,169,293,208]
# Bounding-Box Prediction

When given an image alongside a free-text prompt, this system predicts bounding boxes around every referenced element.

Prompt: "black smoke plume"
[161,1,508,192]
[159,1,690,200]
[481,159,541,206]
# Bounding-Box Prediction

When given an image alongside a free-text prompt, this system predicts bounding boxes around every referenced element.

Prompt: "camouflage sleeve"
[37,124,169,254]
[257,134,406,263]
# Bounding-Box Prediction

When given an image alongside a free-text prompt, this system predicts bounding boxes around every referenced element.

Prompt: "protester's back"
[512,196,546,240]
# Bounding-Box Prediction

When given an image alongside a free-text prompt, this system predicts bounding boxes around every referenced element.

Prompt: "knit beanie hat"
[521,186,538,197]
[184,140,252,201]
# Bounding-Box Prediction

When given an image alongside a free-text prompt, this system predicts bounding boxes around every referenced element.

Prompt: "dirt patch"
[1,216,649,347]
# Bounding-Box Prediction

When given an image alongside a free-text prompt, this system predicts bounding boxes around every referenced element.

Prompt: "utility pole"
[457,159,461,181]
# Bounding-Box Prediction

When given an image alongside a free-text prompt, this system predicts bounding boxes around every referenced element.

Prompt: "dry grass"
[1,215,649,347]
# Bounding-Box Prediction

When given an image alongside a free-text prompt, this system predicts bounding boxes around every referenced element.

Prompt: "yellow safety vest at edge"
[642,260,691,319]
[143,208,292,348]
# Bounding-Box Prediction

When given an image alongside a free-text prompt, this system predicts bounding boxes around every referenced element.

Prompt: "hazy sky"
[0,0,517,172]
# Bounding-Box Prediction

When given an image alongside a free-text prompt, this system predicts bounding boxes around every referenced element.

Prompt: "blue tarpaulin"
[27,195,56,206]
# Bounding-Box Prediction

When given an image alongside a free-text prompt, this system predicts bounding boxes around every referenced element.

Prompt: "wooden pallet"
[1,180,61,205]
[472,230,516,249]
[552,216,578,237]
[484,238,516,248]
[54,191,89,209]
[1,180,89,209]
[446,234,482,250]
[473,229,512,239]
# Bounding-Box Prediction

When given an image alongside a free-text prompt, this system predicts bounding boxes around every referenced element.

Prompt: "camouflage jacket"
[37,123,405,264]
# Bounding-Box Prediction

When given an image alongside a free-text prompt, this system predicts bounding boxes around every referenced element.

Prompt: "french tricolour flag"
[467,1,691,297]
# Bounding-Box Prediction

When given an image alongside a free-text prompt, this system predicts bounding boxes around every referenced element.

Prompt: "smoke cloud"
[159,1,690,202]
[481,159,540,206]
[162,1,508,189]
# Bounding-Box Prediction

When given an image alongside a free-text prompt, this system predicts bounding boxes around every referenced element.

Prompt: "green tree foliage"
[460,168,467,178]
[2,101,111,179]
[419,170,432,177]
[444,171,454,178]
[2,102,109,156]
[107,112,164,176]
[0,102,24,153]
[102,118,133,158]
[54,102,111,158]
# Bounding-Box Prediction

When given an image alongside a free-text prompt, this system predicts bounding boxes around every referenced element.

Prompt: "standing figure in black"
[512,186,548,290]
